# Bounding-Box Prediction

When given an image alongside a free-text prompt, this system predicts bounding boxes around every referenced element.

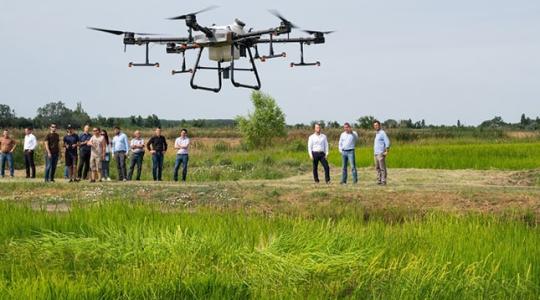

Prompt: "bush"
[236,91,286,149]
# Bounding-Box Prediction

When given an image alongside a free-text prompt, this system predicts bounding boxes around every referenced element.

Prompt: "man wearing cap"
[63,125,79,182]
[77,125,92,181]
[23,127,37,178]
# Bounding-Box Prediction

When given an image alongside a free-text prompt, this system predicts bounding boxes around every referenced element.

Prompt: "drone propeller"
[268,10,298,29]
[168,5,219,20]
[303,30,335,35]
[87,27,161,36]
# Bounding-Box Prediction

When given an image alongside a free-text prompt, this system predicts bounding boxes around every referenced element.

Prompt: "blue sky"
[1,0,539,125]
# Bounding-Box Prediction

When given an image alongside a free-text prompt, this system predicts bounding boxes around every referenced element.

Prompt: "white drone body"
[194,19,247,62]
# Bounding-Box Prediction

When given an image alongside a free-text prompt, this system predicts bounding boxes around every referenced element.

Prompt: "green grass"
[0,201,538,298]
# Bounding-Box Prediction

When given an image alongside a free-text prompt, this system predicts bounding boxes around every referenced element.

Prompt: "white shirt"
[24,133,37,151]
[308,133,329,157]
[130,138,145,153]
[175,137,190,155]
[338,131,359,153]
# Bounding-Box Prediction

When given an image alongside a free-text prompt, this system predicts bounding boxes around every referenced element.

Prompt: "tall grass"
[0,201,538,298]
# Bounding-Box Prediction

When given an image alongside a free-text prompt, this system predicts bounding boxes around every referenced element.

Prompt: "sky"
[0,0,539,125]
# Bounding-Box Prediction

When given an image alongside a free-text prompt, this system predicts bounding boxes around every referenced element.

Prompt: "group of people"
[308,120,390,185]
[0,124,191,183]
[2,121,390,185]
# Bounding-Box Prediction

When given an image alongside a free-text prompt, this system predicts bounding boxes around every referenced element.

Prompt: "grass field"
[1,130,539,298]
[0,167,539,299]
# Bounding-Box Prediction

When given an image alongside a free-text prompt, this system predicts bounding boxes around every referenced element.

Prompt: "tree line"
[0,102,236,129]
[0,101,538,131]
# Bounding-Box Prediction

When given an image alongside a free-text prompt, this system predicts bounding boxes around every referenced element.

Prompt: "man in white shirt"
[23,127,37,178]
[128,130,145,181]
[338,122,359,184]
[173,129,190,182]
[307,123,330,183]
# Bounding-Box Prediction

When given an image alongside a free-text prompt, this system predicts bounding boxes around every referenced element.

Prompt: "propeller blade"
[87,27,163,36]
[268,10,298,28]
[303,30,335,35]
[168,5,219,20]
[87,27,125,35]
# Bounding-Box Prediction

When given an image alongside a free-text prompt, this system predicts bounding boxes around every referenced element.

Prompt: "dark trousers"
[152,152,164,181]
[114,151,127,180]
[312,151,330,183]
[24,150,36,178]
[173,154,189,182]
[44,153,59,182]
[128,152,144,181]
[77,149,91,180]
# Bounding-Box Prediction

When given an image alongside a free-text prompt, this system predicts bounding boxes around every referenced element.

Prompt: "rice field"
[1,132,539,298]
[0,201,538,299]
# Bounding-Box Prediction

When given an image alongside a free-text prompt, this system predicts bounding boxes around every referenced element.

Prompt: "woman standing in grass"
[101,129,112,181]
[87,127,106,182]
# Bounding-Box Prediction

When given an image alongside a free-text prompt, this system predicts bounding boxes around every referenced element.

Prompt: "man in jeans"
[112,126,130,181]
[44,124,60,182]
[147,127,167,181]
[0,129,17,178]
[63,125,79,182]
[338,122,359,184]
[77,125,92,181]
[307,123,330,184]
[373,120,391,185]
[173,129,190,182]
[23,127,37,178]
[128,130,145,181]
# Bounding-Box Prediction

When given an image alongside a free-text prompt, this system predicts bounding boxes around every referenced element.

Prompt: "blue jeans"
[0,152,14,177]
[101,160,110,178]
[152,152,164,181]
[44,153,59,182]
[128,152,144,180]
[341,150,358,183]
[173,154,189,181]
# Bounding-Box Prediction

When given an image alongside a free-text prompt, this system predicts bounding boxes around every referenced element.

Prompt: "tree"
[457,120,462,128]
[310,120,326,129]
[236,91,286,148]
[383,119,398,129]
[479,116,507,129]
[357,115,376,129]
[0,104,16,128]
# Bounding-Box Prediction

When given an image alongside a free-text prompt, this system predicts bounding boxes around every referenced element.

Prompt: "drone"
[88,6,333,93]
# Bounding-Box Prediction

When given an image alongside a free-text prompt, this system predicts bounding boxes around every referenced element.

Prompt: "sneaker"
[106,177,112,181]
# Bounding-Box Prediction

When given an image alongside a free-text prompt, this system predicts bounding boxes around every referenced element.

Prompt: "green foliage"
[236,91,286,148]
[357,115,376,129]
[34,101,91,128]
[0,202,538,298]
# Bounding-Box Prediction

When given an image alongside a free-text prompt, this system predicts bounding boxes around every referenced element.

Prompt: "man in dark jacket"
[147,127,167,181]
[77,125,92,181]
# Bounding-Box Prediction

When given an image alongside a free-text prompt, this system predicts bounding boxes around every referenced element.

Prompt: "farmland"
[0,128,539,298]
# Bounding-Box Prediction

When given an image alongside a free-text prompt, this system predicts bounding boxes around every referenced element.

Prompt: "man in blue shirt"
[77,125,92,181]
[112,126,130,181]
[373,120,390,185]
[338,122,359,184]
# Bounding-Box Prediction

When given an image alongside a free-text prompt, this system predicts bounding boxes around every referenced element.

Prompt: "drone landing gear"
[290,42,320,67]
[128,42,159,68]
[189,47,222,93]
[181,46,261,92]
[230,45,261,90]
